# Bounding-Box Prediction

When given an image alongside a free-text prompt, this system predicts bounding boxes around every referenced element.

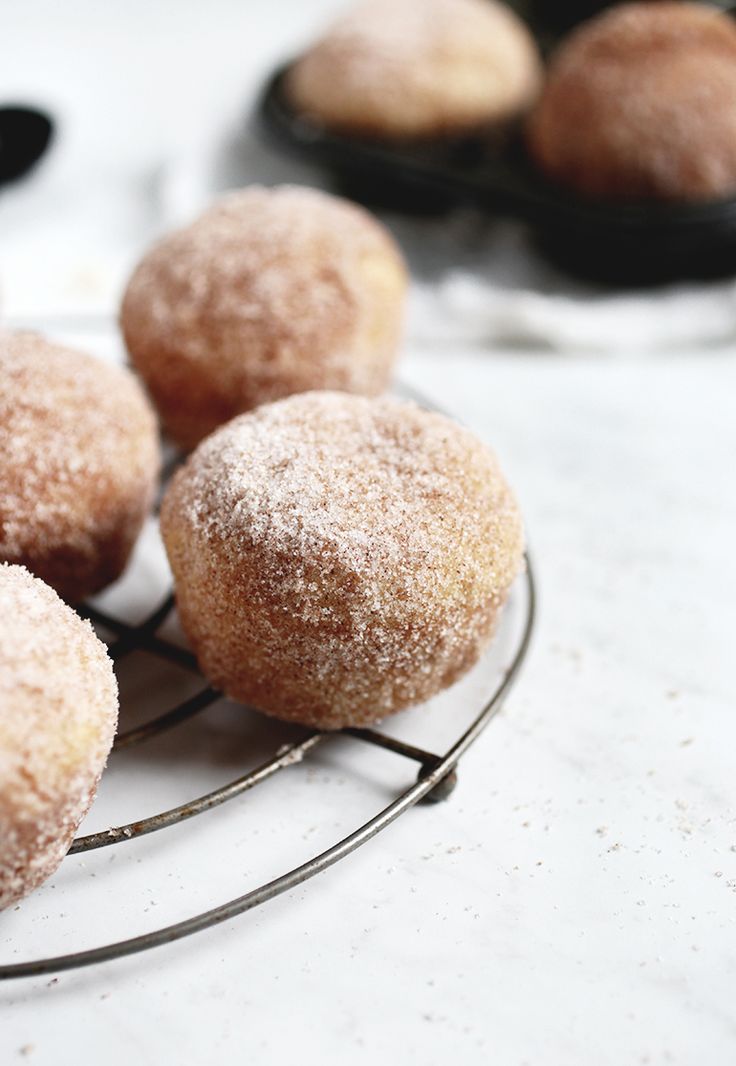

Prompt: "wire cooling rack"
[0,375,536,982]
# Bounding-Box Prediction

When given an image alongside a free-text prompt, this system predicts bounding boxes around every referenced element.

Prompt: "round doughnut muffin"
[121,185,407,450]
[160,391,524,730]
[0,565,118,910]
[527,2,736,202]
[0,332,160,602]
[285,0,543,139]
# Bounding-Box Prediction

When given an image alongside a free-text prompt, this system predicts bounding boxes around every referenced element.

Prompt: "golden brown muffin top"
[122,185,406,376]
[286,0,542,137]
[0,563,118,821]
[162,390,524,642]
[0,331,159,568]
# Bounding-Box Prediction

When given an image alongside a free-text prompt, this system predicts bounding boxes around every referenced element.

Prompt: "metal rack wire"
[0,380,536,981]
[0,553,534,980]
[0,559,535,981]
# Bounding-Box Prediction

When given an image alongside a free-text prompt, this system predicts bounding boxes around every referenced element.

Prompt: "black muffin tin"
[256,3,736,284]
[527,0,734,33]
[526,0,622,33]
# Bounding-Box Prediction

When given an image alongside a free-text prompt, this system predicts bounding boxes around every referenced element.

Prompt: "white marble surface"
[1,3,735,1064]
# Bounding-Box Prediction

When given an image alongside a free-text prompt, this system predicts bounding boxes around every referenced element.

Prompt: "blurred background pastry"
[285,0,543,139]
[527,1,736,202]
[122,184,407,449]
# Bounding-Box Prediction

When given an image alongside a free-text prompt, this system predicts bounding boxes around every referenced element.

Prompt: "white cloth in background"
[408,272,736,353]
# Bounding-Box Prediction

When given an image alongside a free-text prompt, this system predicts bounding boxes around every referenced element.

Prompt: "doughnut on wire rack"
[0,375,536,981]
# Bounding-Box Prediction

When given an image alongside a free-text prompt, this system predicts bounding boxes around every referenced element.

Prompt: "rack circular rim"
[0,556,535,981]
[0,363,537,981]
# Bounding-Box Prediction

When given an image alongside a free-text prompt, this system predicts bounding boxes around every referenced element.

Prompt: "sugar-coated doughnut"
[527,2,736,201]
[160,391,524,730]
[286,0,543,139]
[0,565,118,910]
[121,185,408,449]
[0,332,160,602]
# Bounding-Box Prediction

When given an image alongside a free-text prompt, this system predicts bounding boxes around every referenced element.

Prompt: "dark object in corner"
[0,106,54,187]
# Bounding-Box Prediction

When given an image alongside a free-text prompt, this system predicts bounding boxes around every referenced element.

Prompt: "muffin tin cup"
[257,20,736,286]
[527,0,736,34]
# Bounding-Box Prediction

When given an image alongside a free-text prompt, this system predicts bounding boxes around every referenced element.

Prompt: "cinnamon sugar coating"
[0,332,160,602]
[285,0,542,139]
[121,186,407,449]
[527,2,736,202]
[160,391,524,730]
[0,565,118,910]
